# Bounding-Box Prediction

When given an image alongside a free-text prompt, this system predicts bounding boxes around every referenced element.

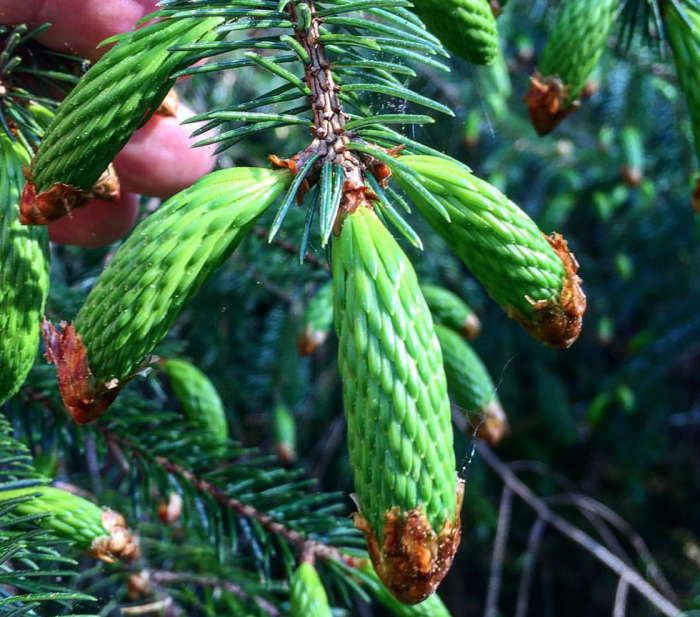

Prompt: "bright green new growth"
[421,284,479,339]
[289,563,332,617]
[412,0,499,65]
[298,280,334,354]
[76,167,291,384]
[397,155,565,322]
[666,2,700,166]
[356,560,452,617]
[0,135,50,404]
[478,48,513,118]
[0,486,109,549]
[332,207,456,536]
[31,15,224,193]
[435,324,498,416]
[621,127,644,172]
[162,359,228,447]
[538,0,619,101]
[273,404,297,463]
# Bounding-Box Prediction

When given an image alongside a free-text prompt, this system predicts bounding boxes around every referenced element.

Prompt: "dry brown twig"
[483,486,514,617]
[475,442,684,617]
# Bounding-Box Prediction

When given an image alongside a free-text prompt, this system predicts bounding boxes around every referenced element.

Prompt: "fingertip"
[114,103,218,199]
[13,1,159,62]
[48,192,140,248]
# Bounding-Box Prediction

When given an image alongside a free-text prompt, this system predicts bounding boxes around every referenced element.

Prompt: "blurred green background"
[26,0,700,614]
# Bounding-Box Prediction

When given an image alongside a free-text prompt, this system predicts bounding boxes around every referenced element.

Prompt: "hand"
[1,0,217,247]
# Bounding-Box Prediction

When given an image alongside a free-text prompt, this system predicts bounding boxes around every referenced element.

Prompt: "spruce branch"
[252,226,330,271]
[153,455,353,566]
[271,0,371,220]
[138,571,282,617]
[94,426,357,568]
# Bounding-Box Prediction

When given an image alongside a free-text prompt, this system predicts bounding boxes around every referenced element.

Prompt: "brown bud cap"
[620,166,643,188]
[269,154,299,175]
[463,135,480,149]
[91,509,140,563]
[354,479,464,605]
[155,88,180,118]
[41,318,123,424]
[524,73,580,136]
[508,233,586,348]
[274,442,297,465]
[158,492,183,526]
[462,313,482,340]
[475,401,509,446]
[366,159,393,189]
[580,80,599,99]
[489,0,503,17]
[127,571,152,600]
[297,328,328,356]
[20,165,120,226]
[91,164,120,201]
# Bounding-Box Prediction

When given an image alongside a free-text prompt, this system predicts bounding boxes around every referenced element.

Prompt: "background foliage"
[2,0,700,615]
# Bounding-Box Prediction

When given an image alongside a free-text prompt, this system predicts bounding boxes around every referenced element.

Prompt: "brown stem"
[614,577,630,617]
[483,486,514,617]
[150,571,281,617]
[285,0,373,214]
[95,427,355,568]
[514,517,547,617]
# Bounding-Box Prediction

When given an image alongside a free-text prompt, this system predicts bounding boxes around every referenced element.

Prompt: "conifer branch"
[96,427,357,568]
[147,571,281,617]
[277,0,371,214]
[252,226,330,271]
[155,455,354,566]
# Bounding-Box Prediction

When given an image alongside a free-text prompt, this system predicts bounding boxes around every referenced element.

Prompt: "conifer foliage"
[0,0,698,614]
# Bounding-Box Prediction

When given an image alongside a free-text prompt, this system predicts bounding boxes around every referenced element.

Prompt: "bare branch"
[483,486,514,617]
[545,493,677,603]
[515,517,547,617]
[509,460,632,563]
[151,571,281,617]
[121,598,173,615]
[613,576,630,617]
[476,443,683,617]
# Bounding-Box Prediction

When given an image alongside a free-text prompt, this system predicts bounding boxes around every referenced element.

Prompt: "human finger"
[0,0,158,61]
[48,192,140,247]
[113,103,217,200]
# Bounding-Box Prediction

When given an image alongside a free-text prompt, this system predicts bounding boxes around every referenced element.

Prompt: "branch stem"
[150,571,281,617]
[286,0,370,212]
[96,427,356,569]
